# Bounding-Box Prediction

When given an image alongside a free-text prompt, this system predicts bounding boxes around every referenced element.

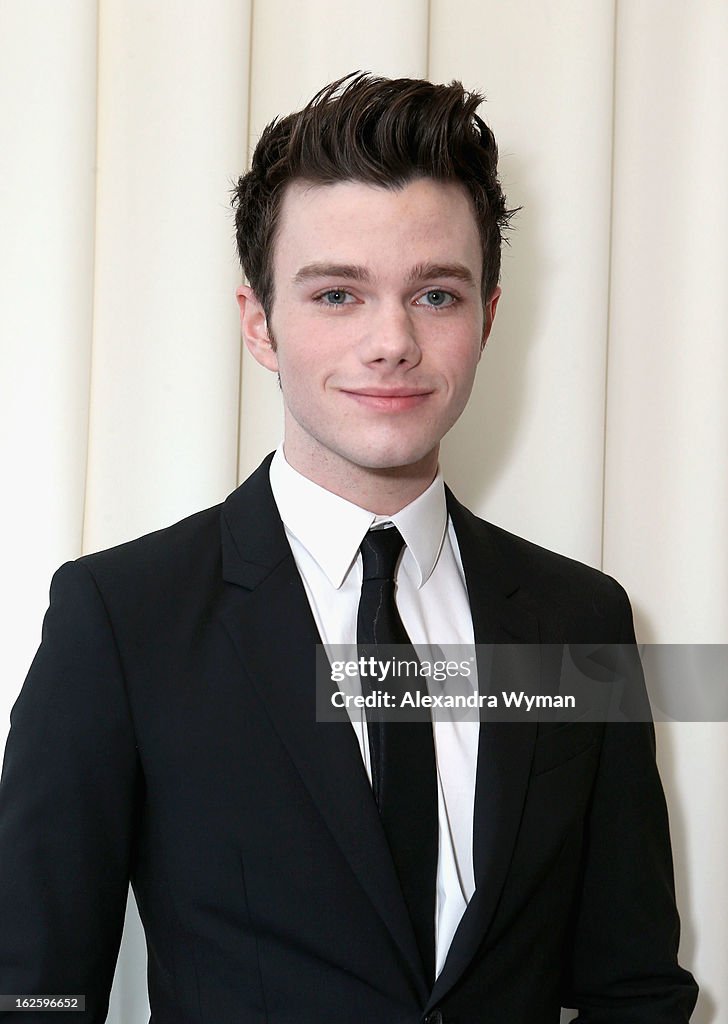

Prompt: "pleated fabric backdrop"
[1,2,725,1021]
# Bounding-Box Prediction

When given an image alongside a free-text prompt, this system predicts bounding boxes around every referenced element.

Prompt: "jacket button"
[424,1012,443,1024]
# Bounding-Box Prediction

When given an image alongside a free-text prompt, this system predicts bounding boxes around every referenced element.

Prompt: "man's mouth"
[341,387,434,411]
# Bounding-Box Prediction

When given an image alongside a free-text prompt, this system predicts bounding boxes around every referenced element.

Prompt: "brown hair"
[232,72,516,316]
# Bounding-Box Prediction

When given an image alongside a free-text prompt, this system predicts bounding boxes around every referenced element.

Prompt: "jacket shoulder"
[494,520,633,641]
[490,518,624,594]
[451,498,633,642]
[76,502,224,586]
[87,502,224,557]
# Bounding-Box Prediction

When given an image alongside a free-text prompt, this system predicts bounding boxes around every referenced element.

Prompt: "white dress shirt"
[269,447,479,979]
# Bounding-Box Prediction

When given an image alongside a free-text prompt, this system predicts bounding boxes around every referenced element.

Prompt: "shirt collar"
[269,447,448,589]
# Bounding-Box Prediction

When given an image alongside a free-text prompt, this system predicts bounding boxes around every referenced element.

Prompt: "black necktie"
[357,526,437,986]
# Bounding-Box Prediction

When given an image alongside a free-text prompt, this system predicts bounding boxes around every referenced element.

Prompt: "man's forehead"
[273,177,482,274]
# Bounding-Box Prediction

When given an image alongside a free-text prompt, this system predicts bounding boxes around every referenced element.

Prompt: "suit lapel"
[429,492,540,1008]
[217,456,428,1002]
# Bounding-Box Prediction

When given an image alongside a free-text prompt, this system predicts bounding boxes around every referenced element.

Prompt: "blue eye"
[418,290,455,308]
[320,289,352,305]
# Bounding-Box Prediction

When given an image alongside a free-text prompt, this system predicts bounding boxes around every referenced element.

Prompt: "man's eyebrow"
[406,262,477,287]
[293,263,372,284]
[292,261,477,287]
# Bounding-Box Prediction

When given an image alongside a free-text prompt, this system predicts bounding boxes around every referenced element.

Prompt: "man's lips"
[340,387,434,411]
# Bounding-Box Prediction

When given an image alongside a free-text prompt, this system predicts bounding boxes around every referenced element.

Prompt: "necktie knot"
[360,526,405,582]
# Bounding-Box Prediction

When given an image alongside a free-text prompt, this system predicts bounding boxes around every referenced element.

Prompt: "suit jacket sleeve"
[0,561,141,1023]
[562,579,698,1022]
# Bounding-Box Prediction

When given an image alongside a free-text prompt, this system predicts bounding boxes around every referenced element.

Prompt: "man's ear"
[479,285,502,357]
[236,285,278,371]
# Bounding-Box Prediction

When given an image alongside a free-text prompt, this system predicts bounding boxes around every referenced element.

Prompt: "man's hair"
[231,71,516,317]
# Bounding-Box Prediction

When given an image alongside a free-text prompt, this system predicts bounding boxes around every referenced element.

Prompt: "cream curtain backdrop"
[0,1,725,1021]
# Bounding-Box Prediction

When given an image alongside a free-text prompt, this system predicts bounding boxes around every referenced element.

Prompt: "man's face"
[239,177,499,490]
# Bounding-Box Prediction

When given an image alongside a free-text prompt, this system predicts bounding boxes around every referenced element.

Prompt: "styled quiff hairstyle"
[232,72,516,317]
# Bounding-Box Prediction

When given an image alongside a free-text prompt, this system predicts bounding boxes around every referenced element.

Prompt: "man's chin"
[339,445,440,476]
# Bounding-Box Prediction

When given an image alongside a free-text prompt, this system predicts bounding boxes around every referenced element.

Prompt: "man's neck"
[280,445,439,516]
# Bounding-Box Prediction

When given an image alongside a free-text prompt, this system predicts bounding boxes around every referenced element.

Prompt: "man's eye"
[317,289,354,305]
[416,289,456,308]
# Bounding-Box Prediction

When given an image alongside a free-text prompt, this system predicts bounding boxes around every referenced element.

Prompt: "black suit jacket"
[0,455,697,1023]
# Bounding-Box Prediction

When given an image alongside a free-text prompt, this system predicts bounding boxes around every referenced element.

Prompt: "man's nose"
[359,302,421,367]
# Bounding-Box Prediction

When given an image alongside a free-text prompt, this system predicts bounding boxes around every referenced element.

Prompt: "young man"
[0,74,697,1022]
